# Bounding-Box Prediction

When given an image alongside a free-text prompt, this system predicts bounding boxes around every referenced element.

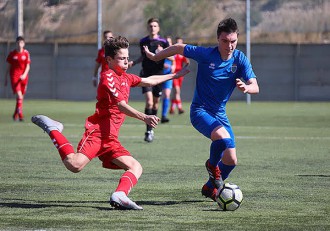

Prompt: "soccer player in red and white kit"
[170,37,190,114]
[5,36,31,121]
[92,30,113,87]
[31,36,189,210]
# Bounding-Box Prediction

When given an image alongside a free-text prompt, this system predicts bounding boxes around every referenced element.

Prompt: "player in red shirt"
[92,30,113,87]
[31,36,189,210]
[5,36,31,121]
[170,37,190,114]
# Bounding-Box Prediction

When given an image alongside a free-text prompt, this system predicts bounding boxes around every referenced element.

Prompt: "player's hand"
[236,78,249,93]
[174,66,190,79]
[144,115,160,128]
[128,61,134,68]
[143,46,156,61]
[20,75,26,80]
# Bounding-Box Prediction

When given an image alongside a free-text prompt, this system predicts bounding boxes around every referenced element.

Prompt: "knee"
[63,161,84,173]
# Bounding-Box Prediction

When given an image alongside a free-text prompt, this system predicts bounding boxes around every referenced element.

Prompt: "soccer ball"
[216,183,243,211]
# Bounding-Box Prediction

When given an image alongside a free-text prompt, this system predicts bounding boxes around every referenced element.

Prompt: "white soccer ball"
[216,183,243,211]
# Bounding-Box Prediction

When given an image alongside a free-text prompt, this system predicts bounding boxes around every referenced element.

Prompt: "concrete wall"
[1,42,330,101]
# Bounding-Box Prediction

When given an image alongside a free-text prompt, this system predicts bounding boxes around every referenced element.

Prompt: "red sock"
[170,99,176,111]
[177,99,182,110]
[115,171,138,195]
[49,130,74,160]
[15,98,22,115]
[17,99,23,118]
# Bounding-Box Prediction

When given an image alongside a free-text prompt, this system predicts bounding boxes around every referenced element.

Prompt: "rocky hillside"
[0,0,329,44]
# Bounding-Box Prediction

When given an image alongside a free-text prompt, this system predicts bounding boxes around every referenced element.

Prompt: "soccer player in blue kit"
[144,18,259,201]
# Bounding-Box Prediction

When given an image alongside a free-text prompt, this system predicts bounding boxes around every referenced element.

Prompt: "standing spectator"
[92,30,113,87]
[170,37,190,114]
[143,18,259,201]
[31,36,189,210]
[130,18,169,142]
[5,36,31,122]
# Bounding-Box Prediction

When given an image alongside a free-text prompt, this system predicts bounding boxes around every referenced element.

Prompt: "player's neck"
[221,54,232,61]
[149,34,159,39]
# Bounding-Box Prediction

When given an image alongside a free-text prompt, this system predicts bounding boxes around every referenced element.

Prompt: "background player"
[92,30,113,87]
[170,37,190,115]
[161,36,175,123]
[32,36,189,210]
[144,18,259,201]
[5,36,31,121]
[130,18,169,142]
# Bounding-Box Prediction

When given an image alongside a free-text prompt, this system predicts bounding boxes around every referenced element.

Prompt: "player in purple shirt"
[130,18,169,142]
[143,18,259,201]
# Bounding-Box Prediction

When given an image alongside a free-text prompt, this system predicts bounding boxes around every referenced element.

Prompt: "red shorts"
[11,76,28,94]
[173,76,184,88]
[77,116,130,169]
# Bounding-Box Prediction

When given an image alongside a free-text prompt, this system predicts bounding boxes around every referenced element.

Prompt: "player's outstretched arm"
[138,66,189,87]
[117,100,160,128]
[144,44,186,61]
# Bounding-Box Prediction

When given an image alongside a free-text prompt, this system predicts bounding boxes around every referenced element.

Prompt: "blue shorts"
[190,104,235,143]
[162,79,173,89]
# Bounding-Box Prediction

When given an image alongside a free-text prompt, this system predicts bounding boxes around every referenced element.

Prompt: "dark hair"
[103,30,112,37]
[16,36,25,42]
[217,18,239,38]
[147,17,159,25]
[104,36,129,58]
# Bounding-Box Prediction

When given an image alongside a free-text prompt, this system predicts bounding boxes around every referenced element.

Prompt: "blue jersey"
[184,45,256,113]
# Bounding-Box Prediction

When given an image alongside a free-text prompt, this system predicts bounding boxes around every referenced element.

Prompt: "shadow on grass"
[295,174,330,177]
[0,198,207,210]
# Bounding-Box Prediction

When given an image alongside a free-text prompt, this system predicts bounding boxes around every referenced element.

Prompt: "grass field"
[0,99,329,231]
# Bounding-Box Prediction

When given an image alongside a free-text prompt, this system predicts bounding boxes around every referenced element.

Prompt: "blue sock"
[162,98,170,117]
[209,138,234,166]
[218,161,236,180]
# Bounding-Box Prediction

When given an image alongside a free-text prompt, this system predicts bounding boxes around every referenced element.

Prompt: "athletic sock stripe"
[58,143,73,150]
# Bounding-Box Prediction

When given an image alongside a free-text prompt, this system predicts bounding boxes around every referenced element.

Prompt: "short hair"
[175,36,182,40]
[217,18,239,38]
[147,17,159,25]
[104,36,129,58]
[103,30,112,37]
[16,36,25,42]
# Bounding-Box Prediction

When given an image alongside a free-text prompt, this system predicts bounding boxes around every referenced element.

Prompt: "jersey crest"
[231,64,237,73]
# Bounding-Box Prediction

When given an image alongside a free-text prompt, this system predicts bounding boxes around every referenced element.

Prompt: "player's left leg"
[143,89,154,142]
[110,156,143,210]
[31,114,91,172]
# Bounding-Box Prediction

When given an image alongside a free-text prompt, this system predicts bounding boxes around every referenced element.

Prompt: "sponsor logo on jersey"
[209,63,215,69]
